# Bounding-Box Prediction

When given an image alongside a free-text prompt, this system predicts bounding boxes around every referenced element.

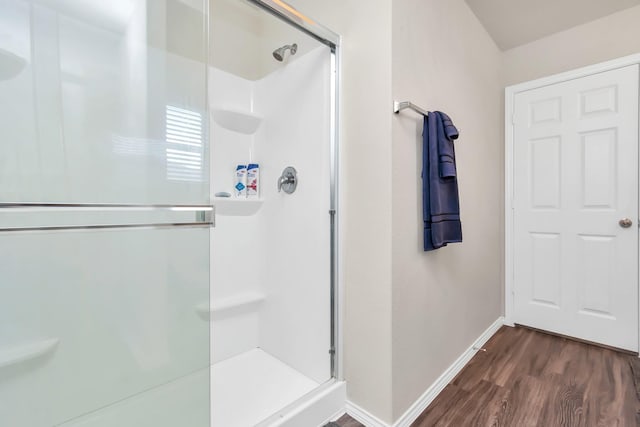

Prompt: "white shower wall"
[210,46,332,383]
[209,67,263,364]
[253,47,331,383]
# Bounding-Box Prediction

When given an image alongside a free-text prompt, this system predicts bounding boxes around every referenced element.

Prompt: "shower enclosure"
[0,0,341,425]
[209,1,342,426]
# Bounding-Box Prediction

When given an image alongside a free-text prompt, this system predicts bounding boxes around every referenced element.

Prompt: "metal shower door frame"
[245,0,343,381]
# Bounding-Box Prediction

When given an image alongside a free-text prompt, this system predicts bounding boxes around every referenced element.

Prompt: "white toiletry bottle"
[247,163,260,198]
[235,164,247,198]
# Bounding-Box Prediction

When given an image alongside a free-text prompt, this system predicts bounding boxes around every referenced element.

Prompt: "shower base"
[54,349,343,426]
[211,348,319,427]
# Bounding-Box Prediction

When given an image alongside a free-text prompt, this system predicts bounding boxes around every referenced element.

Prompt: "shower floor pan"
[211,348,319,427]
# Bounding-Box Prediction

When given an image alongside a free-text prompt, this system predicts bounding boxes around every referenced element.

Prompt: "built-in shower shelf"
[0,338,59,369]
[212,108,263,134]
[195,292,265,320]
[214,197,263,216]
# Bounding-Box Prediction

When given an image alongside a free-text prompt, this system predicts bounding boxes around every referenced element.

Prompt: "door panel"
[581,129,617,208]
[530,232,562,307]
[513,64,639,351]
[530,136,561,208]
[577,235,615,317]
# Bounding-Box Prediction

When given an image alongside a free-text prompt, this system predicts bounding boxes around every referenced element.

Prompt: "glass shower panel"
[0,0,211,426]
[0,229,210,426]
[0,0,209,204]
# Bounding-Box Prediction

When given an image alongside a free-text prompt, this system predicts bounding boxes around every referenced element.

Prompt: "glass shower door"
[0,1,211,426]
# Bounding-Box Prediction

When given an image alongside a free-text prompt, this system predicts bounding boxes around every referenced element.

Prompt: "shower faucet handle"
[278,167,298,194]
[277,175,291,190]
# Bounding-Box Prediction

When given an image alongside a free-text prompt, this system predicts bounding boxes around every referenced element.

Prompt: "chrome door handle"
[619,218,633,228]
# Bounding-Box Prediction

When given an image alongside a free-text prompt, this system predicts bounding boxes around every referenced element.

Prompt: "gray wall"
[391,0,503,419]
[503,5,640,85]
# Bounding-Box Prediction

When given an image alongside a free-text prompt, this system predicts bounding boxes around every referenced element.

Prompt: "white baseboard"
[344,401,389,427]
[345,316,505,427]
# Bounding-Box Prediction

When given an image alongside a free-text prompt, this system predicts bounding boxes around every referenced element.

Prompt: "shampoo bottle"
[235,164,247,198]
[247,163,260,198]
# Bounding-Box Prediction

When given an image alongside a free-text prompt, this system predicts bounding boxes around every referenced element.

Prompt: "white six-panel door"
[512,64,639,352]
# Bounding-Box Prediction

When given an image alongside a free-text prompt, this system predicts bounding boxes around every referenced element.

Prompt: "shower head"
[272,43,298,62]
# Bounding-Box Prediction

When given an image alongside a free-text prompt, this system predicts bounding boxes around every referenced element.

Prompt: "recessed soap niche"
[211,104,264,217]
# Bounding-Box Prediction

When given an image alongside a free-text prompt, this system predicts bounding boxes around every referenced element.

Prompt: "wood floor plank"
[432,380,497,426]
[411,383,472,426]
[538,375,586,427]
[493,374,547,427]
[444,380,506,427]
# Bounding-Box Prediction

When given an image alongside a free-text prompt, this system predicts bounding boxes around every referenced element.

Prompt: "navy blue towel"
[422,111,462,251]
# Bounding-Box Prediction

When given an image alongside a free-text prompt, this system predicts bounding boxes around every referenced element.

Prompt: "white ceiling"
[465,0,640,50]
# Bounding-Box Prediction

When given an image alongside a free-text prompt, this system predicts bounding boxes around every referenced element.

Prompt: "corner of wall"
[283,0,395,423]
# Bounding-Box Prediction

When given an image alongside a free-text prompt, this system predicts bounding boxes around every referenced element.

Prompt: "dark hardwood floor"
[415,326,639,426]
[333,326,640,427]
